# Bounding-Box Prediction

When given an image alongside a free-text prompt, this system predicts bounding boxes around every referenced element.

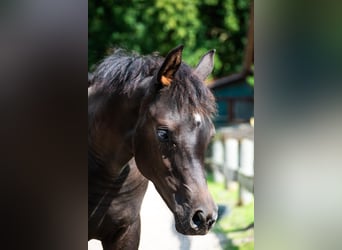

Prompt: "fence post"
[211,137,225,182]
[238,137,254,205]
[223,136,239,189]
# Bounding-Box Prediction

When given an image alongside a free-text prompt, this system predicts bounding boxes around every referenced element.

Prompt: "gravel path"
[88,182,227,250]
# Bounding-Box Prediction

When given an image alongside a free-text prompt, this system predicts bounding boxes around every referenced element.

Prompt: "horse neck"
[88,87,146,177]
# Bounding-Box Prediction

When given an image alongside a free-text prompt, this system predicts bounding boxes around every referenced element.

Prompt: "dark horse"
[88,45,218,250]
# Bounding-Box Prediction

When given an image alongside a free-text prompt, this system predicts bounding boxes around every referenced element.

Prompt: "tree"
[88,0,252,79]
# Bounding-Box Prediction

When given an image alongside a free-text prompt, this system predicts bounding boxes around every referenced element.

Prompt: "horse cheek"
[133,127,155,180]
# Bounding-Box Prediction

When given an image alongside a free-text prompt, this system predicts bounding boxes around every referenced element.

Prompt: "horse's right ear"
[157,45,184,87]
[193,49,215,81]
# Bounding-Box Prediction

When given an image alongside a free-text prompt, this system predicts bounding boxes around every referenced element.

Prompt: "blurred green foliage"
[89,0,251,78]
[247,65,254,86]
[207,175,254,249]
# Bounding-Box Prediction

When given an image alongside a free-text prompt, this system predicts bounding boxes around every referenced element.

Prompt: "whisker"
[183,183,193,193]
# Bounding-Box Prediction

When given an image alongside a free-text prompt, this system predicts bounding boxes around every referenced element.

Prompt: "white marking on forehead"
[88,86,95,97]
[193,113,202,125]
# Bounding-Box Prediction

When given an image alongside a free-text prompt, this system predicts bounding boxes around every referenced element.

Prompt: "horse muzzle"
[174,206,218,235]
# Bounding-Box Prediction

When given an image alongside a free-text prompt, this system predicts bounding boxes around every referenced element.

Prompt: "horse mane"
[91,49,162,94]
[90,49,216,118]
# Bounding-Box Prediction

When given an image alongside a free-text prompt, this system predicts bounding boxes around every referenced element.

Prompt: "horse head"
[133,45,218,235]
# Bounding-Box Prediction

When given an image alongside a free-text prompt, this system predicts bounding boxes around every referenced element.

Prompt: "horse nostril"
[191,210,217,231]
[192,210,205,229]
[207,218,216,229]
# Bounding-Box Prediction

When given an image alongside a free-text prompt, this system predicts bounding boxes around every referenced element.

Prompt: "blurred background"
[89,1,254,250]
[2,1,341,250]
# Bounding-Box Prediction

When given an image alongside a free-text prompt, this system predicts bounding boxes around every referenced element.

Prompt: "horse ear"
[157,45,184,87]
[194,49,215,81]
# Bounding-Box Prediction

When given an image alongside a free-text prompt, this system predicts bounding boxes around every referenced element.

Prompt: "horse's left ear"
[194,49,215,81]
[157,45,184,87]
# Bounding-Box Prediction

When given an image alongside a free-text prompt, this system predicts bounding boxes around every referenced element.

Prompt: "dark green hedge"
[89,0,251,79]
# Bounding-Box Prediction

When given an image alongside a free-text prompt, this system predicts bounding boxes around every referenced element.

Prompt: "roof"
[208,69,253,90]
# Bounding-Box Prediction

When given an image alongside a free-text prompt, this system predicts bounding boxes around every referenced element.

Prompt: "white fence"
[207,124,254,204]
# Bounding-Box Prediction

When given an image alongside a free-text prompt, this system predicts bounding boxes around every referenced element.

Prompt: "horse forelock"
[161,64,217,120]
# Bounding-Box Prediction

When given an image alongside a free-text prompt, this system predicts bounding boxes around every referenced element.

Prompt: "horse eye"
[157,128,169,142]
